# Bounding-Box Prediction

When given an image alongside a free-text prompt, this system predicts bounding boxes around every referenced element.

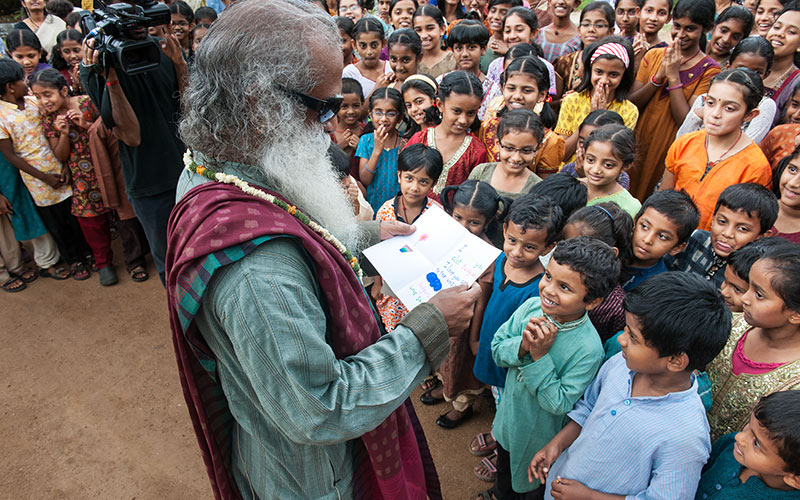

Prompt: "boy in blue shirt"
[667,183,778,288]
[529,272,732,500]
[696,390,800,499]
[623,190,699,292]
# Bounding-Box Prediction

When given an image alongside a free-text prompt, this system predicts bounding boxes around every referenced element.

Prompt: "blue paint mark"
[426,272,442,291]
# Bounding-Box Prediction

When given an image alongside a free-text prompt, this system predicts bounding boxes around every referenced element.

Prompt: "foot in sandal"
[469,432,498,456]
[1,276,26,292]
[473,450,498,482]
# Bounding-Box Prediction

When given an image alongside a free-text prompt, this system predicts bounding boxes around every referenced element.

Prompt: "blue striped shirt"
[545,353,711,500]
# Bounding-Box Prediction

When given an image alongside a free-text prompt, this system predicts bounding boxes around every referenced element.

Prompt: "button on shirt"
[545,353,711,500]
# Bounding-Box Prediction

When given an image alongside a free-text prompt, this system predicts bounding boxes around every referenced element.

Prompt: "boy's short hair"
[636,190,700,244]
[753,391,800,475]
[552,236,621,302]
[623,271,731,372]
[397,143,443,180]
[341,77,364,101]
[505,193,565,246]
[527,173,588,218]
[0,59,24,91]
[194,6,218,22]
[714,183,779,234]
[728,237,795,281]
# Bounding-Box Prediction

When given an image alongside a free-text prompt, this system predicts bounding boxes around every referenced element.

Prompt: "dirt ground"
[1,244,498,500]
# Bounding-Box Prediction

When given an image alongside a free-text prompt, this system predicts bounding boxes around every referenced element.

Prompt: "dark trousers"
[36,198,91,264]
[77,214,113,269]
[491,443,545,500]
[129,188,175,286]
[116,216,149,272]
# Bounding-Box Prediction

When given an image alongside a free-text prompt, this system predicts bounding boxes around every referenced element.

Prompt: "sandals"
[476,490,496,500]
[130,265,149,282]
[71,261,90,281]
[14,266,37,283]
[420,375,439,392]
[469,432,498,456]
[39,263,70,280]
[474,450,498,482]
[1,276,26,293]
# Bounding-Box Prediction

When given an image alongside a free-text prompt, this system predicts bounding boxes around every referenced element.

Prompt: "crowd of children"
[2,0,800,498]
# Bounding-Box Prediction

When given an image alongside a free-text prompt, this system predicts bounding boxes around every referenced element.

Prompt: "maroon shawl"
[165,179,440,499]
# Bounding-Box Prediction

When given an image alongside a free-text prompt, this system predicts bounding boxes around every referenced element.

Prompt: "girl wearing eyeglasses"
[553,1,615,101]
[356,87,406,211]
[169,1,195,56]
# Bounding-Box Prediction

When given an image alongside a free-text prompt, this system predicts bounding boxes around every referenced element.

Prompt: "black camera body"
[80,0,170,75]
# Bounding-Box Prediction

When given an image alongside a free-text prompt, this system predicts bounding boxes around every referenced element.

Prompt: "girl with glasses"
[169,1,195,56]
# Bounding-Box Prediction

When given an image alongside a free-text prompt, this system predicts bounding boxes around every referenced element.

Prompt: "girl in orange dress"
[661,68,772,230]
[628,0,720,200]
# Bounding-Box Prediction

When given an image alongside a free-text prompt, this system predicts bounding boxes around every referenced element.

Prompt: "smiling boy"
[667,183,778,287]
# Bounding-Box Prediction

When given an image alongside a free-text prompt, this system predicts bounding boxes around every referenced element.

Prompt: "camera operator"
[80,22,188,286]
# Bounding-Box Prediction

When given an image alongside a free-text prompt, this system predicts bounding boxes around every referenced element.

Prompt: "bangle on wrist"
[363,164,376,174]
[650,75,665,87]
[665,83,683,91]
[106,79,119,87]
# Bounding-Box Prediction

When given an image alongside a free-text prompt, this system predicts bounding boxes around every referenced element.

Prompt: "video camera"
[80,0,170,75]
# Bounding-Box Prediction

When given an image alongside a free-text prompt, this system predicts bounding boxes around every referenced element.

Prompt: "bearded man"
[165,0,481,498]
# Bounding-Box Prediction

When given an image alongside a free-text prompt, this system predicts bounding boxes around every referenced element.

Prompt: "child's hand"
[374,123,390,150]
[663,39,682,84]
[54,115,70,135]
[41,173,63,188]
[60,165,71,186]
[342,128,359,149]
[525,317,557,361]
[343,176,360,213]
[632,33,647,58]
[574,145,586,177]
[371,276,383,301]
[0,194,12,214]
[376,72,396,88]
[528,441,562,483]
[66,109,91,130]
[550,477,593,499]
[70,64,82,93]
[590,83,608,111]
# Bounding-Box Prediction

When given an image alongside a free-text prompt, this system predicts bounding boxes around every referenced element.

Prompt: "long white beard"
[256,124,365,251]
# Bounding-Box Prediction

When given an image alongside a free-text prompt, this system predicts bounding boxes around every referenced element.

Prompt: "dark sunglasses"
[281,87,344,123]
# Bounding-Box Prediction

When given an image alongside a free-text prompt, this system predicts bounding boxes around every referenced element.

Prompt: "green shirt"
[587,189,642,219]
[491,297,604,492]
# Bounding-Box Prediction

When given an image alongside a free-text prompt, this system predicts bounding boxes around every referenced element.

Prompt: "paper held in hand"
[363,205,501,311]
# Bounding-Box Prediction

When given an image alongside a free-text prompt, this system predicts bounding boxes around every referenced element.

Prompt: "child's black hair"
[715,5,754,39]
[576,37,636,101]
[398,142,444,181]
[29,68,68,91]
[672,0,716,31]
[500,55,556,128]
[636,189,700,244]
[753,390,800,475]
[441,180,511,239]
[579,2,616,48]
[714,183,779,234]
[578,109,625,135]
[170,1,195,23]
[401,73,441,137]
[390,0,419,15]
[729,36,774,73]
[414,4,447,27]
[5,29,46,62]
[552,236,621,303]
[640,0,675,15]
[328,142,352,180]
[583,123,636,166]
[446,19,490,48]
[528,173,588,218]
[487,0,523,10]
[772,145,800,197]
[353,16,386,40]
[0,59,25,92]
[497,108,544,144]
[388,27,422,56]
[502,6,539,34]
[46,0,73,20]
[438,70,484,133]
[336,15,356,37]
[710,67,764,113]
[64,11,82,29]
[624,271,731,371]
[760,243,800,311]
[50,29,83,72]
[505,193,565,245]
[567,202,634,268]
[505,42,545,61]
[342,77,365,101]
[728,236,795,281]
[194,6,218,22]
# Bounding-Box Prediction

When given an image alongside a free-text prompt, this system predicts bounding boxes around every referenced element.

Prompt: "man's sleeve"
[205,237,449,445]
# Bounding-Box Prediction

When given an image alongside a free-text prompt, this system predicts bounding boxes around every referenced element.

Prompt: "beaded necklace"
[183,151,363,281]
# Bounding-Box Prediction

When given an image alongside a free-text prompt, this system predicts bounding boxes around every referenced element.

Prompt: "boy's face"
[720,265,748,313]
[397,167,434,205]
[539,258,599,323]
[618,312,669,373]
[734,413,799,488]
[337,93,363,126]
[632,207,685,267]
[710,206,766,258]
[503,221,552,270]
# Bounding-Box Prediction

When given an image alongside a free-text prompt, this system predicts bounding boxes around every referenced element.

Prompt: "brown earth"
[1,244,497,500]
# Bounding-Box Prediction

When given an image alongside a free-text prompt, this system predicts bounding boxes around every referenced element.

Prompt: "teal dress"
[355,132,400,212]
[0,155,47,241]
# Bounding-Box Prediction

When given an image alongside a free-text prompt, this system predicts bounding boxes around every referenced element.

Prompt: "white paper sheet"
[363,205,501,310]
